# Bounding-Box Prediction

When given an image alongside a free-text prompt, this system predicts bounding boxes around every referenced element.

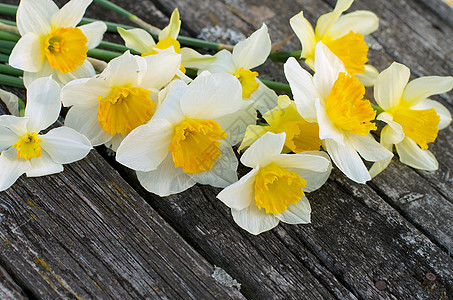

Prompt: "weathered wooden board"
[0,0,452,299]
[0,99,243,298]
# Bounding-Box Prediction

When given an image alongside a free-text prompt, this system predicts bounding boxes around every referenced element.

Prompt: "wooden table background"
[0,0,452,299]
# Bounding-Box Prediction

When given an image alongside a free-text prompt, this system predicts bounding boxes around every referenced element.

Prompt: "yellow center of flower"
[254,163,306,215]
[235,67,259,98]
[325,72,376,135]
[97,86,155,136]
[141,38,185,73]
[276,120,322,153]
[324,31,368,75]
[392,107,439,150]
[44,27,88,73]
[12,132,42,160]
[169,118,228,174]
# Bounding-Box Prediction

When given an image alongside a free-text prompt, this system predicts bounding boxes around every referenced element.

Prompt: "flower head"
[198,24,277,113]
[369,62,453,175]
[217,132,331,235]
[118,8,215,77]
[9,0,107,87]
[116,73,243,196]
[290,0,379,86]
[284,42,392,183]
[0,77,92,191]
[61,51,181,150]
[239,95,321,153]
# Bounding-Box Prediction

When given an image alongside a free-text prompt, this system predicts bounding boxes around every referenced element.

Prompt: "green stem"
[0,64,23,76]
[0,3,17,16]
[0,73,24,88]
[0,53,9,63]
[0,30,19,42]
[98,40,139,54]
[372,104,384,115]
[93,0,161,35]
[87,48,122,61]
[261,79,291,92]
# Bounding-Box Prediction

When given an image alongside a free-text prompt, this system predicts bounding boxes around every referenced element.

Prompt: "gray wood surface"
[0,0,452,299]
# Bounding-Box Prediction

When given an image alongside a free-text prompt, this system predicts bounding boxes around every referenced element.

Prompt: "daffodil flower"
[284,42,392,183]
[290,0,379,86]
[118,8,215,76]
[239,95,321,153]
[9,0,107,87]
[0,77,92,191]
[217,132,331,235]
[369,62,453,175]
[198,24,277,114]
[116,73,243,196]
[61,51,181,150]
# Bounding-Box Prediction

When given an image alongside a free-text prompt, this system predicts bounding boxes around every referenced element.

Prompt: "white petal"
[329,11,379,38]
[216,101,257,146]
[39,127,91,164]
[231,205,279,235]
[51,0,92,28]
[238,125,269,152]
[241,132,285,168]
[324,138,371,183]
[9,33,44,72]
[136,153,196,197]
[118,27,156,53]
[158,8,181,40]
[355,64,379,87]
[26,150,63,177]
[273,152,331,173]
[315,11,342,40]
[248,79,279,115]
[25,77,61,132]
[56,60,96,86]
[0,89,20,116]
[283,57,320,120]
[347,133,393,162]
[313,42,346,99]
[411,99,452,130]
[377,112,405,143]
[369,138,393,178]
[140,52,181,89]
[78,21,107,49]
[188,142,238,188]
[276,196,311,224]
[61,77,109,109]
[181,73,242,119]
[315,98,344,143]
[16,0,57,35]
[217,168,258,210]
[273,151,332,192]
[374,62,410,110]
[0,148,30,191]
[153,80,187,125]
[100,51,146,87]
[0,126,19,152]
[402,76,453,106]
[64,106,111,146]
[116,119,174,172]
[395,138,438,171]
[232,24,271,70]
[0,115,28,137]
[22,61,58,88]
[202,50,236,74]
[180,48,216,69]
[105,134,125,152]
[290,11,316,59]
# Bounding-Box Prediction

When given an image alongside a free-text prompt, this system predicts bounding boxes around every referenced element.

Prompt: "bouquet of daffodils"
[0,0,451,234]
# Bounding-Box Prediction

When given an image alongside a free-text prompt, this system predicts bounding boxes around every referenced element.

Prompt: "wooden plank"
[0,265,27,300]
[0,99,243,299]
